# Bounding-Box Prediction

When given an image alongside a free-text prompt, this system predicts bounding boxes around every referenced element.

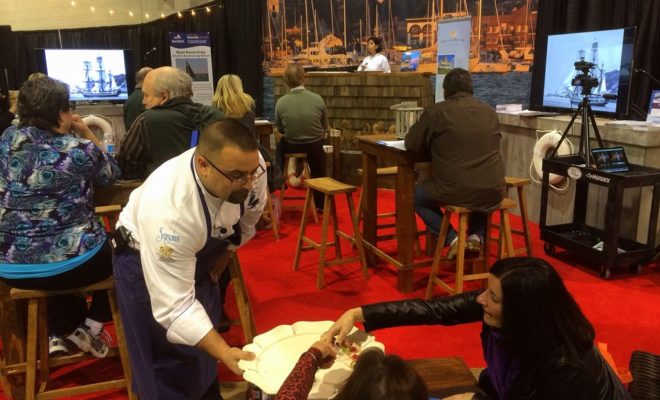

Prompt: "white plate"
[238,320,384,399]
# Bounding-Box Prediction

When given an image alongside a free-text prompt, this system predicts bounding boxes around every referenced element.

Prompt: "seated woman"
[325,257,631,400]
[277,341,428,400]
[358,36,391,73]
[212,74,256,136]
[0,76,121,358]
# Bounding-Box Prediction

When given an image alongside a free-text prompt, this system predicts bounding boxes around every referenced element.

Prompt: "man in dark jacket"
[117,66,224,179]
[122,67,152,131]
[404,68,505,256]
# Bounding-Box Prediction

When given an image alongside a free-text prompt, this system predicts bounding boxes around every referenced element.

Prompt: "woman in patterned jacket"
[0,76,121,358]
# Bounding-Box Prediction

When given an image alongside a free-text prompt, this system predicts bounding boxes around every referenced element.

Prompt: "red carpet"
[2,188,659,399]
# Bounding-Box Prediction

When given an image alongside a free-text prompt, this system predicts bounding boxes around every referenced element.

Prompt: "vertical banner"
[435,16,472,103]
[169,32,214,105]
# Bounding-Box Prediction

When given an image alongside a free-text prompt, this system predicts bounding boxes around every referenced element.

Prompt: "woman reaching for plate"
[323,257,630,400]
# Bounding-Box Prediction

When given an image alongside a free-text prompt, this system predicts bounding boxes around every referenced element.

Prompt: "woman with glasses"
[0,76,121,358]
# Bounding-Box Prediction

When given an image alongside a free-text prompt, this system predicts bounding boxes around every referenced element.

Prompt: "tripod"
[549,93,605,165]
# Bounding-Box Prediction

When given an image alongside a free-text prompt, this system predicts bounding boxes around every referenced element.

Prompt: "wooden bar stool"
[280,153,318,224]
[426,198,516,299]
[491,177,533,256]
[219,253,257,344]
[293,177,368,289]
[261,161,279,241]
[3,277,135,400]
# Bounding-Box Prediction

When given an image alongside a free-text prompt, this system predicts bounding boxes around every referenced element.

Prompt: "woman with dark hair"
[277,341,428,400]
[0,77,121,358]
[0,88,14,133]
[325,257,631,400]
[358,36,391,73]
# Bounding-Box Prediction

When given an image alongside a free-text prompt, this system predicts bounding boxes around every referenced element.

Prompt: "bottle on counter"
[103,132,116,155]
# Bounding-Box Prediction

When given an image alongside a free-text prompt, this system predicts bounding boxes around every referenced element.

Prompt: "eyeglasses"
[203,156,265,185]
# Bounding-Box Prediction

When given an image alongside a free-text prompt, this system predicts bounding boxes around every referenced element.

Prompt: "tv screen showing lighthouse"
[43,49,129,101]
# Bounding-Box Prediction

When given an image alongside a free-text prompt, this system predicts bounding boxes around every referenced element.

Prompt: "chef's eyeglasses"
[203,156,265,185]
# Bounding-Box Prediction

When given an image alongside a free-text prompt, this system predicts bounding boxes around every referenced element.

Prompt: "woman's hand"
[322,307,364,346]
[310,340,336,368]
[219,347,255,376]
[69,115,94,139]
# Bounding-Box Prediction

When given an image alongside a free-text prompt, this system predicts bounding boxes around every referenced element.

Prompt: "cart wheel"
[629,264,642,274]
[543,242,556,256]
[599,267,611,279]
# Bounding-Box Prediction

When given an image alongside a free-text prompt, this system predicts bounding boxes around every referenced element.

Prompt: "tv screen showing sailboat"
[530,27,635,117]
[38,49,131,102]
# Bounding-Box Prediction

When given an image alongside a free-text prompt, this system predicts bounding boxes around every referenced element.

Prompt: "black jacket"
[361,291,630,400]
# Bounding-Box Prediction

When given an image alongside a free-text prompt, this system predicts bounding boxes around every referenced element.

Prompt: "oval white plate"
[238,320,384,398]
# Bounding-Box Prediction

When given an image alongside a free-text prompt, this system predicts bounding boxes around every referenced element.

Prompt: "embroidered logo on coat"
[159,245,174,260]
[156,228,180,244]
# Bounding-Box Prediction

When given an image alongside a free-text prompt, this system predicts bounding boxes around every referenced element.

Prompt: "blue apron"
[113,156,240,399]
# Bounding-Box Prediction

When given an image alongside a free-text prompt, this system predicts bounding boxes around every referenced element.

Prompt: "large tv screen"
[36,49,135,102]
[530,27,635,118]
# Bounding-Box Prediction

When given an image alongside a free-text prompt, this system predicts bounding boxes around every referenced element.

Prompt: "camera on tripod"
[571,60,599,92]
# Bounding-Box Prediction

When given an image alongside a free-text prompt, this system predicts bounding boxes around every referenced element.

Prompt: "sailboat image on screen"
[82,56,121,98]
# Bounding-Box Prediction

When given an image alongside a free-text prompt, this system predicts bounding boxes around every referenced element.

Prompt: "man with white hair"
[117,66,224,179]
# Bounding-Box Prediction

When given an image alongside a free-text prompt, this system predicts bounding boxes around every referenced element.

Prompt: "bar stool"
[280,153,318,224]
[260,161,279,241]
[225,253,257,343]
[491,177,533,256]
[426,198,516,299]
[4,277,135,400]
[293,177,368,289]
[356,167,398,236]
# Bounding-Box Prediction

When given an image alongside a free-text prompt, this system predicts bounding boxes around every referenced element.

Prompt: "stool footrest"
[11,277,114,300]
[35,379,127,399]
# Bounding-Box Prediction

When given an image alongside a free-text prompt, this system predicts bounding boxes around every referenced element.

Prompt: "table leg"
[396,163,416,293]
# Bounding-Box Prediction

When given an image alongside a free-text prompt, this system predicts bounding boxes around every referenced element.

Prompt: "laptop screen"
[591,147,629,173]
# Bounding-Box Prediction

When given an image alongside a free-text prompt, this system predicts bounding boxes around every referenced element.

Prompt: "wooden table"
[407,357,481,398]
[357,134,427,293]
[94,180,142,207]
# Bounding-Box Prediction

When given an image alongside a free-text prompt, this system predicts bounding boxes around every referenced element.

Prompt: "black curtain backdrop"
[8,0,264,114]
[533,0,660,119]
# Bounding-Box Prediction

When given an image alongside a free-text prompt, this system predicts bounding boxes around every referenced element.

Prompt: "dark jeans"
[414,185,487,244]
[276,138,326,208]
[0,240,113,335]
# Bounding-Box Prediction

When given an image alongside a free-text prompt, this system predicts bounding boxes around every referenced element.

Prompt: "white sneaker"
[67,325,112,358]
[48,335,70,357]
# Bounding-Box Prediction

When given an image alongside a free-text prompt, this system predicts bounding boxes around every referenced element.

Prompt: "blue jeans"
[414,185,487,245]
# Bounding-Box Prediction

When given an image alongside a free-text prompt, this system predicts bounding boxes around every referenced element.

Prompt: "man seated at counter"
[117,66,223,180]
[404,67,505,257]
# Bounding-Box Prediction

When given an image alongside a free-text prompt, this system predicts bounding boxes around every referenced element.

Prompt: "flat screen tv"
[529,27,635,118]
[35,49,135,102]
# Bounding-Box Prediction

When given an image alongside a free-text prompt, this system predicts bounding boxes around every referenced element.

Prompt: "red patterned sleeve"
[276,347,322,400]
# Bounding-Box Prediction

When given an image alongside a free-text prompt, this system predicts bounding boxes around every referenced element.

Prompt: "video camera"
[571,59,599,93]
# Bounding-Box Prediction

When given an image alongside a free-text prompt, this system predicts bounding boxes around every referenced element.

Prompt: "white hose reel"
[82,114,113,141]
[530,130,573,191]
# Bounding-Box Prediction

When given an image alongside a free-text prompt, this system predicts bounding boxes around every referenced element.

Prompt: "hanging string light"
[79,1,223,22]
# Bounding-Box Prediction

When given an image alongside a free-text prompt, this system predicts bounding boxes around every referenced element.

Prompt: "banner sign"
[169,32,214,105]
[435,16,471,102]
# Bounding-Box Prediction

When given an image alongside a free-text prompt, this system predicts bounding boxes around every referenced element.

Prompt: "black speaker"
[0,25,15,69]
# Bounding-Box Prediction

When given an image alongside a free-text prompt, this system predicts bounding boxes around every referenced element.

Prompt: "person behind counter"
[0,76,121,358]
[357,36,391,73]
[324,257,631,400]
[277,341,428,400]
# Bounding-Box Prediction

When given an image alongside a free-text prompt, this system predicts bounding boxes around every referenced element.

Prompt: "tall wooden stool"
[3,277,135,400]
[293,177,368,289]
[280,153,318,224]
[225,253,257,343]
[261,162,279,241]
[491,177,533,256]
[426,198,516,299]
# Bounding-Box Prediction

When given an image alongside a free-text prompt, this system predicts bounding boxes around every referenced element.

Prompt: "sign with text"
[169,32,214,105]
[435,17,471,102]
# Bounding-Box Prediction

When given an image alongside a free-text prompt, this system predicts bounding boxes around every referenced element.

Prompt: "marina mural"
[261,0,537,75]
